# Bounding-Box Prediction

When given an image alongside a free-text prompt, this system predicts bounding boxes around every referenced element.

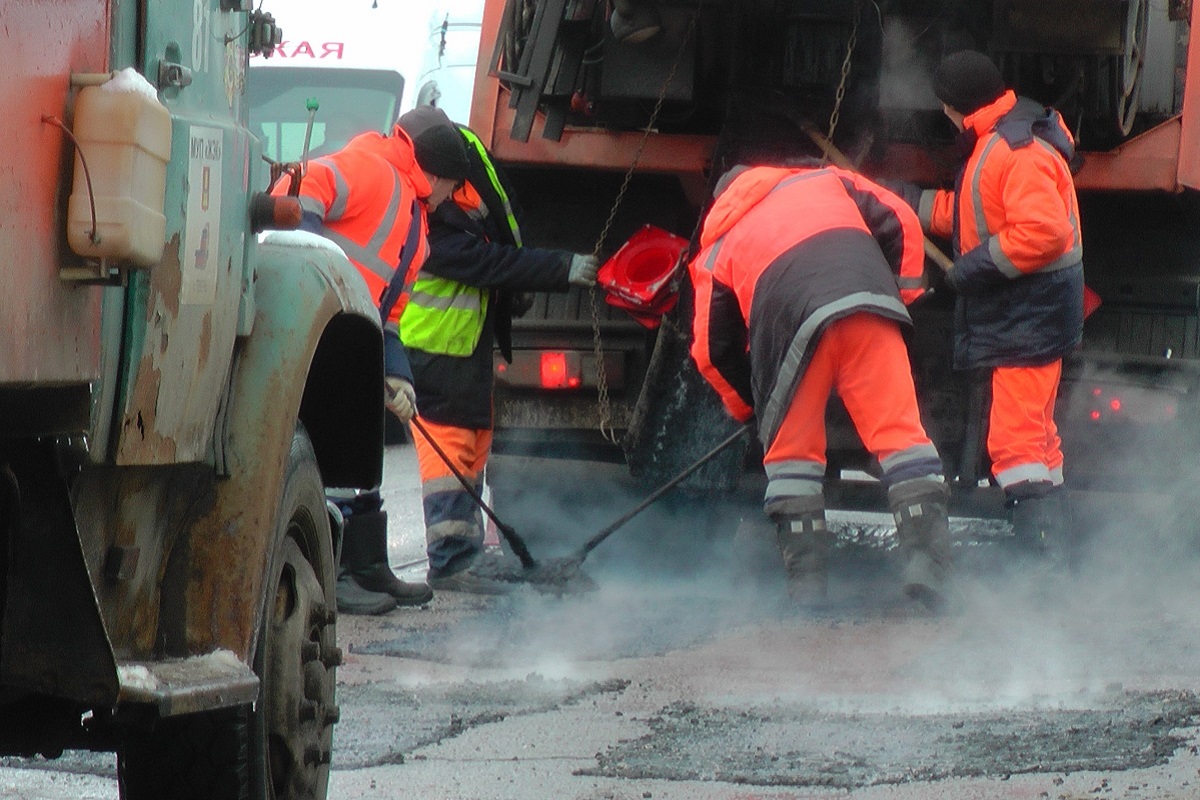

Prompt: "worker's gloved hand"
[568,253,599,287]
[384,377,417,423]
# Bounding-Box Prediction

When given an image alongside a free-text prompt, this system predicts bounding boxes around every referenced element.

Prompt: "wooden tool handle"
[800,123,954,274]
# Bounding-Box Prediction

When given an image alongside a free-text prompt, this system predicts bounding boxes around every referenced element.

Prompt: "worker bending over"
[396,107,599,595]
[689,162,951,609]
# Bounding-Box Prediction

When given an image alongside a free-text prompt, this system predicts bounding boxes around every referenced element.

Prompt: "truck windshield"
[248,66,405,162]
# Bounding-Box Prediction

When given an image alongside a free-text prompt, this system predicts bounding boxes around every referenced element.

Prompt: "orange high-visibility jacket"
[689,165,927,447]
[918,90,1084,368]
[274,126,431,328]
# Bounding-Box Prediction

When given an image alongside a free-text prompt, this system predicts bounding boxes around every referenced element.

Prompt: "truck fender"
[180,234,384,661]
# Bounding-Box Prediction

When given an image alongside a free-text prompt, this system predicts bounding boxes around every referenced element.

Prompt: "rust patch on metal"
[185,364,297,659]
[198,308,212,369]
[155,233,184,318]
[122,353,177,462]
[78,466,213,658]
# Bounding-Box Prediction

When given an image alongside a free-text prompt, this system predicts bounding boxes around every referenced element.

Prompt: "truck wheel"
[119,425,337,800]
[251,424,338,800]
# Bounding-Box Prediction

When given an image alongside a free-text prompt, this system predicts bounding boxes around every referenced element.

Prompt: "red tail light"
[1082,384,1179,424]
[495,350,608,390]
[539,352,581,389]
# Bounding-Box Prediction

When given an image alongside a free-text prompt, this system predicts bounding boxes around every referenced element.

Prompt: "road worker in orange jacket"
[690,162,951,609]
[273,120,472,614]
[896,51,1084,558]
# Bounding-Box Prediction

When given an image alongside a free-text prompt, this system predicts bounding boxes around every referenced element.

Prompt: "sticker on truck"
[183,125,224,305]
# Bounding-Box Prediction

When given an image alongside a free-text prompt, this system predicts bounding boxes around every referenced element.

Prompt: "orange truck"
[469,0,1200,529]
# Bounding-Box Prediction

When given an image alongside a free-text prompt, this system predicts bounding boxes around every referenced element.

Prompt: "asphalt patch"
[333,675,629,768]
[582,690,1200,788]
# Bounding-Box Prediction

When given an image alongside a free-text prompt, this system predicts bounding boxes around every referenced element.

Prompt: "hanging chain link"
[824,0,861,148]
[588,7,701,444]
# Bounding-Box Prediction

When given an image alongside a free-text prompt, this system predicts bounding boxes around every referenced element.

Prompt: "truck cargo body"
[468,0,1200,522]
[1,2,384,798]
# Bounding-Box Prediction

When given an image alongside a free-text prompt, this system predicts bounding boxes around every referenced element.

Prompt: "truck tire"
[119,425,337,800]
[251,422,339,800]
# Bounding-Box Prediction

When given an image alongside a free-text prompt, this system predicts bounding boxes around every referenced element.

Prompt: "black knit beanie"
[396,105,471,181]
[933,50,1006,115]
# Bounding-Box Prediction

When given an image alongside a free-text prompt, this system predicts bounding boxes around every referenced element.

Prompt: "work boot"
[353,561,434,606]
[888,477,953,610]
[769,496,833,607]
[427,566,517,595]
[340,510,433,609]
[335,573,397,616]
[1006,481,1068,565]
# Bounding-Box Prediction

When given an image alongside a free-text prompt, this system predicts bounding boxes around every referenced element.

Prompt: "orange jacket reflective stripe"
[273,126,431,326]
[690,165,927,439]
[922,91,1082,276]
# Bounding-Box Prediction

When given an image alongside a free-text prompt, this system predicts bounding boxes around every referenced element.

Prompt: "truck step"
[116,650,259,717]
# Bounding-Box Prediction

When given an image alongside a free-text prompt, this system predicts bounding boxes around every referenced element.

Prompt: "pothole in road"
[581,690,1200,788]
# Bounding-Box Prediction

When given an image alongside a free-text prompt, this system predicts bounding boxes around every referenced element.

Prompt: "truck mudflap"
[3,447,256,717]
[1,443,117,707]
[116,651,259,718]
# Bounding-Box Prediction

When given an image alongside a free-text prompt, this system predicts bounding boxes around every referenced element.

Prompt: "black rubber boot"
[769,496,833,607]
[341,510,432,608]
[335,573,397,616]
[888,478,953,610]
[1007,480,1068,564]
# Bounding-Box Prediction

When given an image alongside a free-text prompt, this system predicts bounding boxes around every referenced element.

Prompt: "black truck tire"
[119,424,338,800]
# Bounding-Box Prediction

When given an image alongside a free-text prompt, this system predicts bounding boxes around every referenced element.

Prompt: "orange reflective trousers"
[988,361,1064,488]
[410,416,494,572]
[764,313,939,483]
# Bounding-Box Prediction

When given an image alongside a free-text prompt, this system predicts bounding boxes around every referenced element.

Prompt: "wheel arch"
[299,311,385,492]
[179,237,383,663]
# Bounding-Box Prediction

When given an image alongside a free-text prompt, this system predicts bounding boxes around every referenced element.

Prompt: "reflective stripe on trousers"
[410,416,494,552]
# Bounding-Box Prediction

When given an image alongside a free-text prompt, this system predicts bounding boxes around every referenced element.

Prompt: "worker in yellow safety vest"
[396,106,599,595]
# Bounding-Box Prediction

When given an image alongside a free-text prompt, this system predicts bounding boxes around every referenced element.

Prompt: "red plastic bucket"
[597,225,688,325]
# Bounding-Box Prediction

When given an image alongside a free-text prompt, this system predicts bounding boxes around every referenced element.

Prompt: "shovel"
[800,122,1103,319]
[798,121,955,274]
[412,418,749,590]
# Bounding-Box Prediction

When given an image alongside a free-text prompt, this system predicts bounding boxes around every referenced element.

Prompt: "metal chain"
[588,6,701,444]
[825,0,861,147]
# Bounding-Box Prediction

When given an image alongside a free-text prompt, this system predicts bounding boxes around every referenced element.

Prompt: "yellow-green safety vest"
[400,128,523,356]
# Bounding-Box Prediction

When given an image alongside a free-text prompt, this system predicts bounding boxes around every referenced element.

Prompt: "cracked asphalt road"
[5,444,1200,800]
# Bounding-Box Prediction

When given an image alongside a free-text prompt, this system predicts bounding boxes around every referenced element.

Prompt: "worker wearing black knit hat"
[892,50,1085,564]
[932,49,1006,115]
[274,98,477,615]
[403,106,472,181]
